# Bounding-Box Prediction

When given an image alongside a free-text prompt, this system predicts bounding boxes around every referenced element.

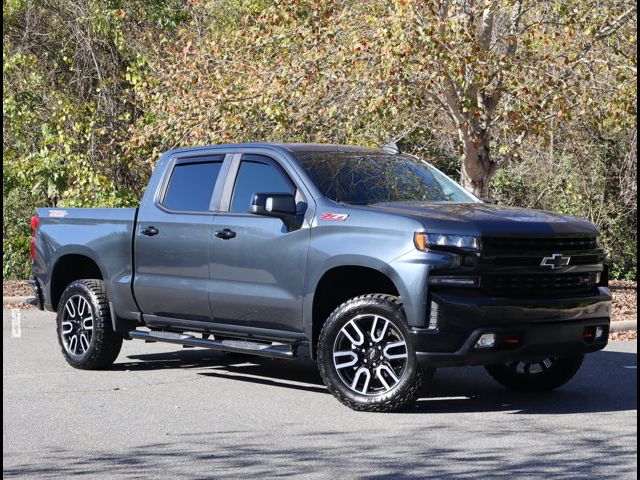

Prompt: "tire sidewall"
[56,280,106,367]
[318,295,420,409]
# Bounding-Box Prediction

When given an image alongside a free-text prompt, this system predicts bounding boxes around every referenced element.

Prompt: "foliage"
[137,0,636,197]
[3,0,189,277]
[2,0,637,279]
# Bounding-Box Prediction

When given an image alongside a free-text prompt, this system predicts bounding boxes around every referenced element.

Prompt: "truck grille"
[482,236,598,255]
[471,235,604,297]
[490,254,603,267]
[482,272,598,296]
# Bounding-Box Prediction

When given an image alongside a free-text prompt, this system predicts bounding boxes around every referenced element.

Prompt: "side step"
[128,330,296,359]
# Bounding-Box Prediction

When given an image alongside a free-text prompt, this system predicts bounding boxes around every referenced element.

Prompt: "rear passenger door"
[134,153,227,322]
[210,153,311,333]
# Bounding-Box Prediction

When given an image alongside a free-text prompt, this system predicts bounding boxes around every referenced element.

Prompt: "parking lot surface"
[3,308,637,479]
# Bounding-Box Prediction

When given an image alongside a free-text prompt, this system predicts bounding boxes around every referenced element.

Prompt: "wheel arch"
[50,252,104,311]
[305,257,409,358]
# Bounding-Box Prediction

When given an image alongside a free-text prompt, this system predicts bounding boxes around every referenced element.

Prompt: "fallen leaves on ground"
[610,280,637,322]
[3,280,32,297]
[5,302,35,310]
[609,330,637,342]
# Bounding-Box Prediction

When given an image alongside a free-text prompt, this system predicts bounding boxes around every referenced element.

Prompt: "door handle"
[215,229,236,240]
[141,226,159,236]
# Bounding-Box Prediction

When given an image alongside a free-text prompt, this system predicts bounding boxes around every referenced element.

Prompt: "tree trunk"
[459,132,496,199]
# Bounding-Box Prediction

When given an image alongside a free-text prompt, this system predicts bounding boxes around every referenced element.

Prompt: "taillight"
[30,215,39,262]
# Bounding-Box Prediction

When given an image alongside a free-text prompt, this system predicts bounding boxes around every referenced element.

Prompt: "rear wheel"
[317,294,427,412]
[485,354,584,391]
[57,279,123,369]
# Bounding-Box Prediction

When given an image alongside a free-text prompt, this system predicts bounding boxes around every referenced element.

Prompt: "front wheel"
[57,279,123,370]
[485,354,584,391]
[317,294,427,412]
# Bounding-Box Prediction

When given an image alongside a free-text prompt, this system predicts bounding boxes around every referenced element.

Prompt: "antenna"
[381,123,420,154]
[381,141,400,154]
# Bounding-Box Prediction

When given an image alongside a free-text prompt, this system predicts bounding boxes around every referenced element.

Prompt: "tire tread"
[317,294,425,412]
[57,279,122,370]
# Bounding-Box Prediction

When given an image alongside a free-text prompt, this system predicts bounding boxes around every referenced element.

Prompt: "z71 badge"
[319,212,349,221]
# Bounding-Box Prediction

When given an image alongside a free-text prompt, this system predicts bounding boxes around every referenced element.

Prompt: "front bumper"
[413,287,612,367]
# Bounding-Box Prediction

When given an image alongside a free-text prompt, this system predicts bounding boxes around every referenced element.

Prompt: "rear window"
[163,158,224,212]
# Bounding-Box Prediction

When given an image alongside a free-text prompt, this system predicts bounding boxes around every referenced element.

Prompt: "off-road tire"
[317,294,428,412]
[56,279,122,369]
[485,354,584,391]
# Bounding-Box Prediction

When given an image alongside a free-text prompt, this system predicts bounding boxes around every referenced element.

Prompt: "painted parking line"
[11,308,21,338]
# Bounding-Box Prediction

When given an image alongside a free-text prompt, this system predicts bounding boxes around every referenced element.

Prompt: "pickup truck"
[29,143,612,412]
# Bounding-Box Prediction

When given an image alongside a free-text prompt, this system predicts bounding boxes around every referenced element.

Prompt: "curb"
[3,296,30,306]
[610,320,637,333]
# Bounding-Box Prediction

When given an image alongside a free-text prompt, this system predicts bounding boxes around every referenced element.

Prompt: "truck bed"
[32,207,140,319]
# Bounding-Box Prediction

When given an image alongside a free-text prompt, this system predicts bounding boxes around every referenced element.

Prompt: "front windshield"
[295,151,478,204]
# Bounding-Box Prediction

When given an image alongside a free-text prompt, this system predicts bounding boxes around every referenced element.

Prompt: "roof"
[164,142,384,157]
[279,143,382,154]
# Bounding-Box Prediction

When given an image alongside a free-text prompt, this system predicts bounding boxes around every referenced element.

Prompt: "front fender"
[302,249,456,344]
[302,253,421,345]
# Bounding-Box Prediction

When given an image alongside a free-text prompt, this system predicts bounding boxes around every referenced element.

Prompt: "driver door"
[210,153,310,333]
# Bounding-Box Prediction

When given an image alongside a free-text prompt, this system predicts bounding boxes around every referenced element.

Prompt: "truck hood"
[367,202,598,236]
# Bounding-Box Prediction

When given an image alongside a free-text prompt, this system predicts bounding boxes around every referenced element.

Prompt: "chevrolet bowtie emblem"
[541,253,571,269]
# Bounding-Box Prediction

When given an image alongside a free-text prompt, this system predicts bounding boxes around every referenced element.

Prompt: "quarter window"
[230,155,296,213]
[163,158,224,212]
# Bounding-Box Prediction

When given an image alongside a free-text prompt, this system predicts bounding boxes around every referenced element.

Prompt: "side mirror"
[251,192,298,219]
[480,197,494,204]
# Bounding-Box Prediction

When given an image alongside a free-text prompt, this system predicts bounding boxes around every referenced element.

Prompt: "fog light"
[594,326,605,340]
[475,333,496,349]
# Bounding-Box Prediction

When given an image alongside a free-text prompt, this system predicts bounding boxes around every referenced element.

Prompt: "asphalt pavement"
[3,308,637,479]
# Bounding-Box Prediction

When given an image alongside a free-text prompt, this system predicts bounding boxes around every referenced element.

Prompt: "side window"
[230,155,296,213]
[163,159,223,212]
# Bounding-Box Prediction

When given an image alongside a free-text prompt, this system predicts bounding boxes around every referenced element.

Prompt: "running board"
[128,330,296,359]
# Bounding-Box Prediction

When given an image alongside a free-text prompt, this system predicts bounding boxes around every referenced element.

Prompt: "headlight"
[595,235,603,249]
[414,232,481,252]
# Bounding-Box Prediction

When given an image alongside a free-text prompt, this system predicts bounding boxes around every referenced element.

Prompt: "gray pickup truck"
[29,143,612,411]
